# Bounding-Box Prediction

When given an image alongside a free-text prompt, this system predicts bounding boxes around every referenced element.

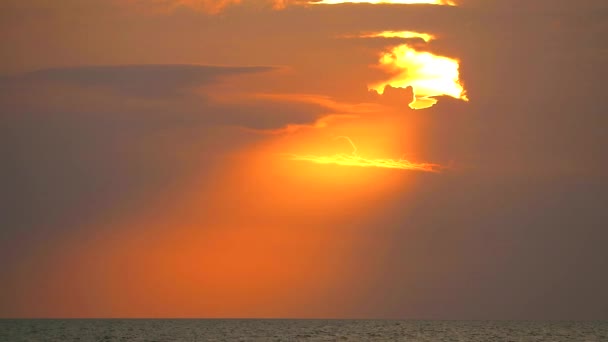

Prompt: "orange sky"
[1,0,608,320]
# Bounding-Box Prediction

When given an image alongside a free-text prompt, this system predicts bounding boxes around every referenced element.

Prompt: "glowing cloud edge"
[285,137,441,172]
[311,0,455,5]
[354,31,468,109]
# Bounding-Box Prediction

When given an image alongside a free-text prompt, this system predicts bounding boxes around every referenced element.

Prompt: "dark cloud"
[2,64,275,97]
[372,85,415,107]
[0,64,330,130]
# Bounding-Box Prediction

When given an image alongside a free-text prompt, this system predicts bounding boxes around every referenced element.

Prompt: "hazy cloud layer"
[1,0,607,320]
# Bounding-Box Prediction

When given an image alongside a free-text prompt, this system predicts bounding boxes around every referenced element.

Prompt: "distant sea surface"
[1,319,607,341]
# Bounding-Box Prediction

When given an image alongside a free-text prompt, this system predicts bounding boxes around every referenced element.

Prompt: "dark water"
[1,319,607,341]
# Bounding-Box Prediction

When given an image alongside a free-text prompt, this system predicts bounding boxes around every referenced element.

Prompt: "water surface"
[1,319,606,341]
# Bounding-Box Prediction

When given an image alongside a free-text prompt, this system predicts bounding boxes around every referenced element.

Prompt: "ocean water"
[1,319,606,341]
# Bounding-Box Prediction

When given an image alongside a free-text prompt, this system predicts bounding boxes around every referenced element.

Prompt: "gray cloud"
[0,64,331,130]
[2,64,275,97]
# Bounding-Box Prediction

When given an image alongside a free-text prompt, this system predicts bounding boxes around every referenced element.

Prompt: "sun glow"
[359,31,436,42]
[369,40,468,109]
[287,136,440,172]
[313,0,455,5]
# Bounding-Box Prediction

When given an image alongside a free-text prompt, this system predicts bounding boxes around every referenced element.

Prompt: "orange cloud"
[122,0,455,13]
[209,92,386,134]
[124,0,242,14]
[251,93,385,115]
[123,0,303,13]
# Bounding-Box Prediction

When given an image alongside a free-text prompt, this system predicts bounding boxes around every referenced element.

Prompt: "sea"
[1,319,606,341]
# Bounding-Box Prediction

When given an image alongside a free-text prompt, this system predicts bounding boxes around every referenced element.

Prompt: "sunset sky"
[1,0,607,320]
